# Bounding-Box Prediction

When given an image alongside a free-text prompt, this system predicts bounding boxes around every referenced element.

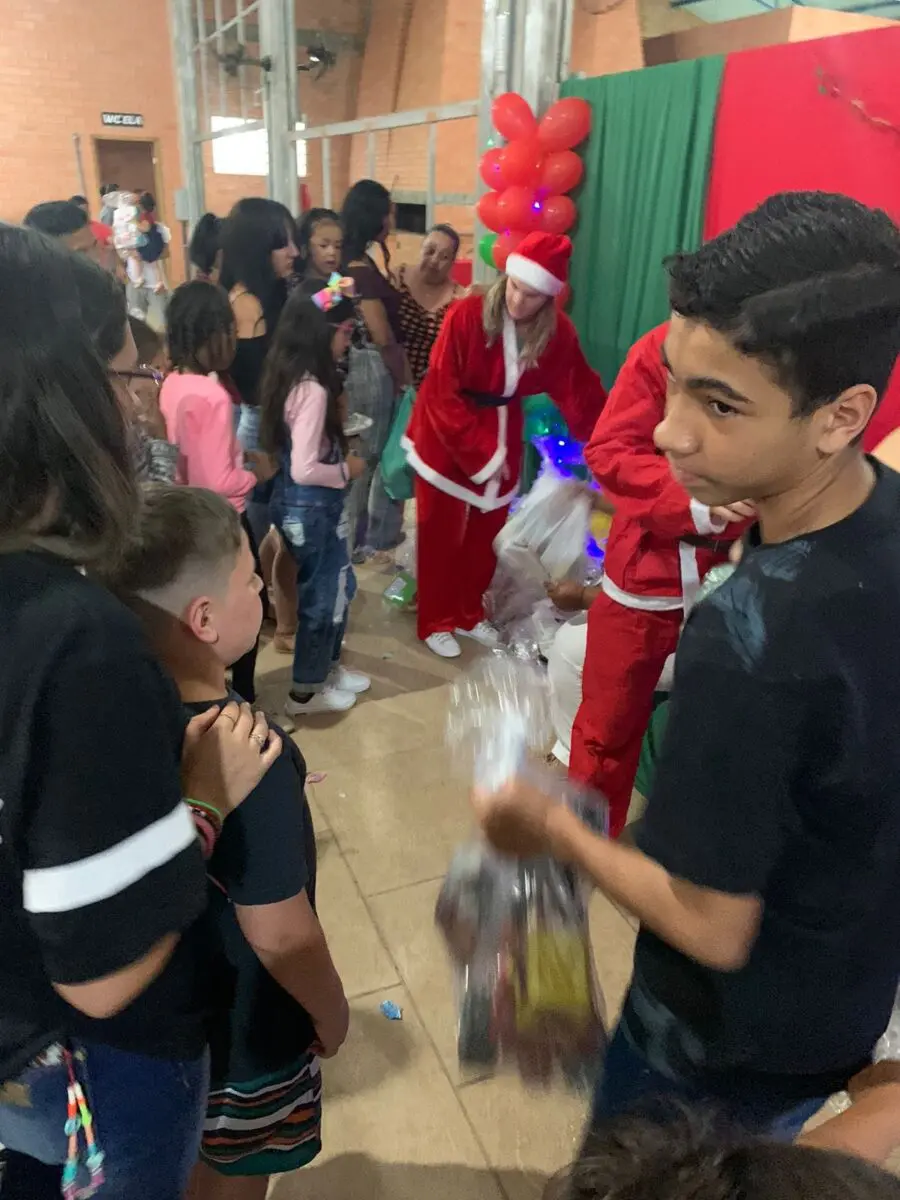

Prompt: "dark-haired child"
[106,485,348,1200]
[296,208,343,284]
[190,212,223,283]
[259,284,368,717]
[472,191,900,1137]
[161,280,276,702]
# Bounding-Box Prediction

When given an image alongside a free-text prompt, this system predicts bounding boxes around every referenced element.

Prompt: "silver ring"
[250,732,267,751]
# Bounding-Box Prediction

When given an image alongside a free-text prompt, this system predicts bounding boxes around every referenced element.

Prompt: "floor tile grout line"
[324,811,507,1195]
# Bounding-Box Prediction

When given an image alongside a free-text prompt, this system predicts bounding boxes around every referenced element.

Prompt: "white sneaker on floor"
[329,664,371,694]
[285,686,357,717]
[425,632,462,658]
[455,620,500,648]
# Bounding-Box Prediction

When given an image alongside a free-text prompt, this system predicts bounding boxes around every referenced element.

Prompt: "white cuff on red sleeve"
[690,497,728,536]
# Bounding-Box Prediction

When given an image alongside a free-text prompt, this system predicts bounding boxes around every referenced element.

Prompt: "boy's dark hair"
[128,316,162,366]
[667,191,900,417]
[189,212,222,277]
[166,281,235,374]
[220,197,297,338]
[100,183,119,198]
[259,292,346,458]
[139,192,155,213]
[297,207,340,269]
[551,1111,900,1200]
[102,484,242,601]
[23,200,89,239]
[70,194,89,210]
[430,223,460,256]
[0,223,135,569]
[341,179,392,269]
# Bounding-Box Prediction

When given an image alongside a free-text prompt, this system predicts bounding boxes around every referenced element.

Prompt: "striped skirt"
[200,1053,322,1176]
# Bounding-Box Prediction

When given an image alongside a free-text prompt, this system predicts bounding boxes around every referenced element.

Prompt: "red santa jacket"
[404,293,606,510]
[585,323,737,608]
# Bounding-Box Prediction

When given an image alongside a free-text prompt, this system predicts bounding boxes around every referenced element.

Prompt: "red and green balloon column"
[476,92,592,275]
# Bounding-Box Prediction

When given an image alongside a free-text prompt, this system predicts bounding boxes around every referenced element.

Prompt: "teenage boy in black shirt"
[472,191,900,1136]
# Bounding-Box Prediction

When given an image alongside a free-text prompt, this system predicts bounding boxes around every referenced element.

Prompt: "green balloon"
[478,232,498,268]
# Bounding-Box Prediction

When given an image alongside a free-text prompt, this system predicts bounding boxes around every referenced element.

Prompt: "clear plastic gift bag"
[487,461,595,636]
[437,656,607,1088]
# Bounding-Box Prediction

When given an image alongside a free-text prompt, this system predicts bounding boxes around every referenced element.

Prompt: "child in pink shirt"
[162,280,275,702]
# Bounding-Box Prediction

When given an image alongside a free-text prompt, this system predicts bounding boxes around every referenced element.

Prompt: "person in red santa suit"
[403,231,607,658]
[569,322,751,836]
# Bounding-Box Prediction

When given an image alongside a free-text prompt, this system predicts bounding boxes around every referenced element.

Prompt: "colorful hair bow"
[312,272,356,312]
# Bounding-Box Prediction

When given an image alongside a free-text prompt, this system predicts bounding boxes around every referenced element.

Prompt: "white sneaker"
[285,686,357,717]
[329,664,371,694]
[455,620,500,648]
[425,632,462,658]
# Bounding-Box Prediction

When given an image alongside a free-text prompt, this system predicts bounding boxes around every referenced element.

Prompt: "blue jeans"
[273,486,357,692]
[592,1024,827,1141]
[0,1041,209,1199]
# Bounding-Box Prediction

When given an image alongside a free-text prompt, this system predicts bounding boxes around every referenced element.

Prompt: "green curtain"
[561,57,724,389]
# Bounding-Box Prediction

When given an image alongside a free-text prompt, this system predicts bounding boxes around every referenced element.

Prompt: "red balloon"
[537,98,592,153]
[538,150,584,195]
[493,230,526,271]
[491,92,538,142]
[497,186,539,232]
[479,147,504,191]
[538,194,576,235]
[476,191,504,233]
[497,137,544,189]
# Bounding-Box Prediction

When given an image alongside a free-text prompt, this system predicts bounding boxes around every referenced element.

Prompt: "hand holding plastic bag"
[437,656,607,1088]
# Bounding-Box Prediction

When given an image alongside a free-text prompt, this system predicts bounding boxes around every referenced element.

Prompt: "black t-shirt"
[0,553,207,1082]
[184,698,317,1084]
[629,462,900,1103]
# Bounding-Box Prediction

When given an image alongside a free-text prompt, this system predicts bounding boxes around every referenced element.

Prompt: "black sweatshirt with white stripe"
[0,552,207,1082]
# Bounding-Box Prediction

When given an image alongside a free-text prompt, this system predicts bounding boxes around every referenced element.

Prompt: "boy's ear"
[815,384,878,454]
[184,595,219,645]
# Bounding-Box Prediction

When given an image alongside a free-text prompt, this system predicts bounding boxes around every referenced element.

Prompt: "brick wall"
[0,0,182,227]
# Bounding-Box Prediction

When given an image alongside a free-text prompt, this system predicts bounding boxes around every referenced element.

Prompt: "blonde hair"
[483,275,556,370]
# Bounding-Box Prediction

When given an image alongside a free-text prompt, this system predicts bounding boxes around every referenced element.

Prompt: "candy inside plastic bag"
[439,655,608,1089]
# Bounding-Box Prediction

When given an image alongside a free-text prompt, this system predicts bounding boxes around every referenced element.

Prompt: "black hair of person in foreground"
[555,1108,900,1200]
[473,191,900,1136]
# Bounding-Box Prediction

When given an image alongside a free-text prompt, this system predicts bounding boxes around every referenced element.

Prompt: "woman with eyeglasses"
[75,265,178,482]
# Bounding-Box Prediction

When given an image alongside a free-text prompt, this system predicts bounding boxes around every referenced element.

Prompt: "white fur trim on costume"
[472,446,506,485]
[690,497,728,536]
[678,541,702,613]
[506,254,564,298]
[601,573,684,613]
[402,436,518,511]
[502,312,522,398]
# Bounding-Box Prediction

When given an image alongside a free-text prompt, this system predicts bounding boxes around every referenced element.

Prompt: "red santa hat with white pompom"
[505,232,572,298]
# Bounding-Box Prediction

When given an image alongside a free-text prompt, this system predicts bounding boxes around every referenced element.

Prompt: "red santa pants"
[415,477,509,640]
[569,591,682,837]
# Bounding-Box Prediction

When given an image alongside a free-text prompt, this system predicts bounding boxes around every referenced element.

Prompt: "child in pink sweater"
[161,280,275,702]
[258,285,368,718]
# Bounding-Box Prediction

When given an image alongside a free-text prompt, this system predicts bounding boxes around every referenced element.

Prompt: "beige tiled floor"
[253,563,638,1200]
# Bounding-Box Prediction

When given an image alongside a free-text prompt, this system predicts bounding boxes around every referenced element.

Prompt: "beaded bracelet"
[188,797,224,834]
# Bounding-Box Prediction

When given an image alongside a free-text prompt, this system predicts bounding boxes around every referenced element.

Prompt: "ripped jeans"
[273,485,357,693]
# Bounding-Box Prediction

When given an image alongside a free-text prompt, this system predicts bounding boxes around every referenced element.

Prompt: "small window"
[394,202,427,235]
[209,116,308,177]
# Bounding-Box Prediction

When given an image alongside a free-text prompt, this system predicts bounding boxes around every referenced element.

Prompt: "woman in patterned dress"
[398,224,464,386]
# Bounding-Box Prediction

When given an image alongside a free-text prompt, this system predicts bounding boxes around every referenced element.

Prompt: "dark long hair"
[167,281,236,375]
[0,224,136,568]
[219,198,296,338]
[341,180,392,271]
[189,212,222,277]
[259,292,347,458]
